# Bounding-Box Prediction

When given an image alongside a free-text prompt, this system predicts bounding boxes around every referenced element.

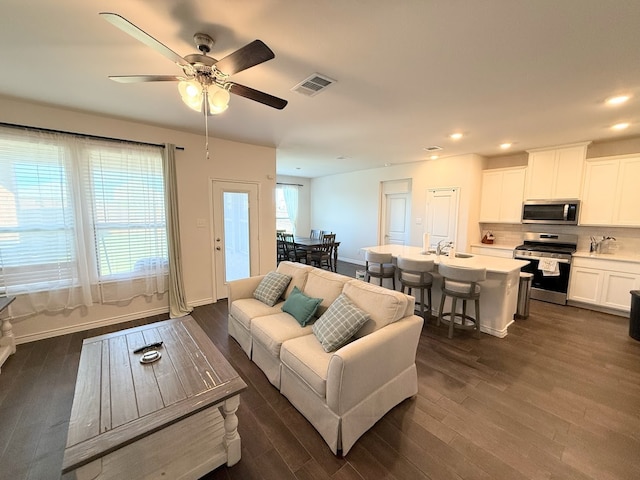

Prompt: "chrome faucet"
[436,240,453,256]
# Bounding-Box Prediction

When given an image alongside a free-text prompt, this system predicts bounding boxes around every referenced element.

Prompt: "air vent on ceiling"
[291,73,336,97]
[423,145,443,152]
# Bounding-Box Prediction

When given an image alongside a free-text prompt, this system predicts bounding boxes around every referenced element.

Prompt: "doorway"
[211,180,260,300]
[425,187,459,248]
[380,179,412,245]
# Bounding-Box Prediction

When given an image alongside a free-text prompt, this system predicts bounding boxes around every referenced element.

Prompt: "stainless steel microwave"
[521,200,580,224]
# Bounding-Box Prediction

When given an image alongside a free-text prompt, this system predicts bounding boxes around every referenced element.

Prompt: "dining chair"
[276,232,287,263]
[310,229,321,239]
[364,250,396,289]
[306,233,336,271]
[281,233,307,263]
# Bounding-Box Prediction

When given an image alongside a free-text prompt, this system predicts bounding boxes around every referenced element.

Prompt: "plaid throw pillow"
[253,271,292,307]
[312,293,369,352]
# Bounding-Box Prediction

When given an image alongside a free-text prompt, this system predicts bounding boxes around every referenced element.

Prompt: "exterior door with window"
[211,181,260,300]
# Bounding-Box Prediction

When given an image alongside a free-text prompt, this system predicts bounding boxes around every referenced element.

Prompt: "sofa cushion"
[312,293,370,352]
[303,268,353,317]
[276,261,312,298]
[230,298,284,330]
[343,280,413,338]
[282,286,323,326]
[281,334,331,398]
[254,271,292,306]
[251,312,314,358]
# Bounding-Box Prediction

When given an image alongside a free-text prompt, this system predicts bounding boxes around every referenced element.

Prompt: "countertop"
[362,245,529,274]
[572,251,640,264]
[470,243,520,250]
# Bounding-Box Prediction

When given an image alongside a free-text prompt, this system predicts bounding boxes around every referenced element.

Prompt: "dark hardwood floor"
[1,260,640,480]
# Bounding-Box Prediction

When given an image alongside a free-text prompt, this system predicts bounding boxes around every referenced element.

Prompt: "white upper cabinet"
[581,154,640,226]
[525,142,590,200]
[479,167,526,223]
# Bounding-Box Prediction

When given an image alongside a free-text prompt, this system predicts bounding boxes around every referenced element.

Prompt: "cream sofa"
[227,261,423,455]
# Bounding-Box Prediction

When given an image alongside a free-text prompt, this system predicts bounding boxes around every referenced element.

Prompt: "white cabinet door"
[568,266,603,305]
[479,167,525,223]
[526,150,556,199]
[500,168,526,222]
[614,156,640,226]
[601,271,639,310]
[555,146,586,199]
[580,159,619,225]
[479,170,503,222]
[525,143,588,200]
[581,155,640,227]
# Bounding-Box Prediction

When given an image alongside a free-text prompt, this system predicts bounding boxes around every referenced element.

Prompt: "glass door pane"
[223,191,249,282]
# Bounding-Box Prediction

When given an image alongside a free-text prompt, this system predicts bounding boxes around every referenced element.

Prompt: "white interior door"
[383,193,410,245]
[425,187,459,247]
[211,181,259,300]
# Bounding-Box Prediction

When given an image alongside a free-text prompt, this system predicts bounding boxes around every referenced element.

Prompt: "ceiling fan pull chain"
[203,88,210,160]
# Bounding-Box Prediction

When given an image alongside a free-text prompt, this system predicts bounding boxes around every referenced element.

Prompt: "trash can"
[630,290,640,341]
[515,272,533,319]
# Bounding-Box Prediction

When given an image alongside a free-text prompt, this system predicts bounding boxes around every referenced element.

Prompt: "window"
[0,126,167,315]
[276,184,298,233]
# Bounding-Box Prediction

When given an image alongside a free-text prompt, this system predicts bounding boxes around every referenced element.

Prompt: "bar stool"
[365,250,396,290]
[437,263,486,338]
[397,256,434,319]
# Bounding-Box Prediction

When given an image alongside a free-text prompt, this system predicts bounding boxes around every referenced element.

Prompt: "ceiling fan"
[100,12,288,114]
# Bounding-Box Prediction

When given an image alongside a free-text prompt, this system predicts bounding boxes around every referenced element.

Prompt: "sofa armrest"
[227,275,266,308]
[325,315,423,414]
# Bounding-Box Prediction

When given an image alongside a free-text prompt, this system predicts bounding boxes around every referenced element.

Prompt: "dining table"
[294,236,340,272]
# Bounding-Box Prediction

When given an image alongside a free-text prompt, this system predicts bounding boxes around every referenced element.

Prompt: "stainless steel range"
[514,232,578,305]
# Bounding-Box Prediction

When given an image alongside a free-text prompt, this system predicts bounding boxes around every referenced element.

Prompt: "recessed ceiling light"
[606,95,630,106]
[449,132,463,140]
[429,155,439,160]
[500,143,512,149]
[611,122,630,130]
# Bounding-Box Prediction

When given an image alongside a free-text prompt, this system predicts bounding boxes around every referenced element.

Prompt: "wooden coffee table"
[62,316,247,479]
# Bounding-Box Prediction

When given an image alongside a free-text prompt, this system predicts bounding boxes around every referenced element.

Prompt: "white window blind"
[0,126,168,317]
[0,131,79,292]
[85,145,167,280]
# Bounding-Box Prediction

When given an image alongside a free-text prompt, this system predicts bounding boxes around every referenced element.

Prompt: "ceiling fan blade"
[109,75,183,83]
[214,40,275,76]
[100,12,193,71]
[228,83,288,110]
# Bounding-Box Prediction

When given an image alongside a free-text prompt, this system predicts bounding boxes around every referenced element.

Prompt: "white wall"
[310,154,485,264]
[0,96,277,342]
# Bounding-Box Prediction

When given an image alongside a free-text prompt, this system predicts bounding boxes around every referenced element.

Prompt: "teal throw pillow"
[282,286,323,326]
[312,293,369,352]
[253,271,292,307]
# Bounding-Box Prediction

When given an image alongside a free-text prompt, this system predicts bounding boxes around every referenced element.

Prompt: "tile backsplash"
[479,223,640,254]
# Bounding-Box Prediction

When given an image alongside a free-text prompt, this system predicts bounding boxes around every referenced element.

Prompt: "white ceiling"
[1,0,639,178]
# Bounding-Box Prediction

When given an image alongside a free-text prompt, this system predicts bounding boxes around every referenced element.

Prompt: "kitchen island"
[361,245,529,338]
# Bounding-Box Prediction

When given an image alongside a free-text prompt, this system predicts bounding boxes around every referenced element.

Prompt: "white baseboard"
[339,257,365,267]
[15,298,219,345]
[15,306,171,344]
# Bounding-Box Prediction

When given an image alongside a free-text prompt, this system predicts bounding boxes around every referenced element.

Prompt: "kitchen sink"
[454,253,474,258]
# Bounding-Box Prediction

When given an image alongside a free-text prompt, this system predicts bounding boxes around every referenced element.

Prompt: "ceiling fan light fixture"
[208,86,231,114]
[178,80,204,112]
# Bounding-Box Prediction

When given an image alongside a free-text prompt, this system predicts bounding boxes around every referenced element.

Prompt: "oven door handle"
[514,254,571,264]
